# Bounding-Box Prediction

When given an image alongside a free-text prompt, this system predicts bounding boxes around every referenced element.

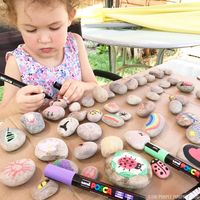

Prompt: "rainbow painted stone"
[102,114,124,127]
[186,122,200,144]
[143,113,165,137]
[105,150,152,189]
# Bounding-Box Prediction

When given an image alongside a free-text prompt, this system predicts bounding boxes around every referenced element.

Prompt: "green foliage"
[0,86,3,101]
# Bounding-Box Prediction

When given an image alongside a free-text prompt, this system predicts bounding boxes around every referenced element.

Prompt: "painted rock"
[136,101,155,118]
[100,136,123,158]
[176,143,200,169]
[31,179,59,200]
[68,110,87,122]
[169,95,188,106]
[53,159,79,173]
[50,98,68,109]
[124,130,150,150]
[57,117,79,137]
[35,137,68,161]
[176,112,199,127]
[159,80,171,89]
[109,82,128,95]
[104,102,120,113]
[0,158,36,187]
[146,91,160,101]
[177,81,194,93]
[169,100,182,115]
[150,85,164,94]
[81,96,95,107]
[77,122,102,141]
[186,122,200,144]
[87,109,103,122]
[69,102,81,112]
[106,89,115,99]
[196,90,200,99]
[125,78,138,90]
[144,113,165,137]
[116,111,132,121]
[149,69,164,79]
[102,114,124,127]
[105,150,152,189]
[93,86,108,103]
[135,76,147,86]
[81,166,99,180]
[167,77,179,86]
[42,105,65,121]
[74,142,98,160]
[127,95,142,106]
[163,69,172,76]
[0,128,26,152]
[151,159,170,179]
[144,74,156,83]
[20,112,45,134]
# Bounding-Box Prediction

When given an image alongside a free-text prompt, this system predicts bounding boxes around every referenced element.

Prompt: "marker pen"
[144,142,200,182]
[44,164,146,200]
[0,72,52,99]
[53,82,62,90]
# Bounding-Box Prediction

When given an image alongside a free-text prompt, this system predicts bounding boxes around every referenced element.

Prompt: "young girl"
[0,0,97,118]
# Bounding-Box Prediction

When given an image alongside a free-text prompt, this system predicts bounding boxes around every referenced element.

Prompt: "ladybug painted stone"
[151,159,170,179]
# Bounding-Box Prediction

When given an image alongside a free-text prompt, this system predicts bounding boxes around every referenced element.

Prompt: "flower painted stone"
[92,86,108,103]
[151,159,170,179]
[53,159,79,173]
[81,96,95,107]
[0,128,26,152]
[143,113,165,137]
[87,109,103,122]
[104,102,120,113]
[105,150,152,189]
[177,81,194,93]
[0,158,36,187]
[124,130,150,150]
[186,122,200,144]
[176,112,198,127]
[100,136,123,158]
[57,117,79,137]
[35,137,68,161]
[136,101,155,118]
[77,122,102,141]
[102,114,124,127]
[42,105,65,121]
[31,179,59,200]
[81,166,99,180]
[21,112,45,134]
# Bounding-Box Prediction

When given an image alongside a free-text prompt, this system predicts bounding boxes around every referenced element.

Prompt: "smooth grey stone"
[186,122,200,144]
[159,80,171,88]
[109,82,128,95]
[20,112,45,134]
[50,99,68,109]
[53,159,79,173]
[57,117,79,137]
[116,111,132,121]
[144,74,156,82]
[167,77,179,86]
[93,86,108,103]
[102,114,125,127]
[177,81,194,93]
[0,128,26,152]
[169,100,182,115]
[35,138,68,161]
[136,76,147,86]
[0,159,35,187]
[31,179,59,200]
[125,78,138,90]
[163,69,172,75]
[127,95,142,105]
[149,69,164,79]
[42,105,65,121]
[68,111,87,122]
[124,130,150,150]
[81,96,95,107]
[136,101,155,117]
[81,166,99,180]
[74,142,98,160]
[150,85,164,94]
[146,91,160,101]
[106,89,115,99]
[69,102,81,112]
[169,95,188,106]
[104,102,120,113]
[87,109,103,122]
[77,122,102,141]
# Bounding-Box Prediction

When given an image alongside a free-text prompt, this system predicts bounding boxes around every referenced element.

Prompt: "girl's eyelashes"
[26,29,37,33]
[49,26,61,31]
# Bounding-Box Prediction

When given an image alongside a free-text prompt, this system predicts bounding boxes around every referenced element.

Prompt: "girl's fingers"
[59,80,72,96]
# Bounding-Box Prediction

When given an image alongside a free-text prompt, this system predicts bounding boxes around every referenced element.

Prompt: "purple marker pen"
[44,164,146,200]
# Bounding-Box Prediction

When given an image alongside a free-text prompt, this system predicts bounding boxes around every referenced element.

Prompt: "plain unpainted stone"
[109,82,128,95]
[42,105,65,121]
[163,69,172,75]
[146,91,160,101]
[144,74,156,82]
[169,95,188,106]
[104,102,120,113]
[77,122,102,141]
[127,95,142,105]
[136,101,156,117]
[100,136,123,157]
[150,85,164,94]
[87,109,103,122]
[0,128,26,152]
[149,69,164,79]
[106,89,115,99]
[125,78,138,90]
[135,76,147,86]
[169,100,183,115]
[167,77,179,86]
[102,114,125,127]
[81,96,95,107]
[35,137,68,161]
[68,110,87,122]
[158,80,171,89]
[69,102,81,112]
[93,86,108,103]
[50,99,68,109]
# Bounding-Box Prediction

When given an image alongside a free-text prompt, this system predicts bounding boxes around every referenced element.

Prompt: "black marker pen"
[53,81,62,90]
[144,142,200,182]
[44,164,146,200]
[0,72,52,99]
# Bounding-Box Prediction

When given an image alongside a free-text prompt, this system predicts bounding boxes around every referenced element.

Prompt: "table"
[0,63,200,200]
[82,26,200,72]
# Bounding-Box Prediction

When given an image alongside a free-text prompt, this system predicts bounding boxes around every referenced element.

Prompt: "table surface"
[0,63,200,200]
[82,26,200,49]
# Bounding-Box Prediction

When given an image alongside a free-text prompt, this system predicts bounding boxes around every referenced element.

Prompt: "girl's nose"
[38,32,52,44]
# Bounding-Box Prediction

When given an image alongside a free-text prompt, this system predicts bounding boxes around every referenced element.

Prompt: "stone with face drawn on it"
[57,117,79,137]
[42,105,65,121]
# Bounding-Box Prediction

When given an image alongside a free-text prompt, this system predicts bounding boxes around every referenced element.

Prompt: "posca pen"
[0,72,52,99]
[44,164,146,200]
[53,81,62,90]
[144,142,200,182]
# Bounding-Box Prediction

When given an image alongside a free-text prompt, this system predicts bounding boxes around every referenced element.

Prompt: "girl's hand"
[58,79,86,103]
[14,85,45,113]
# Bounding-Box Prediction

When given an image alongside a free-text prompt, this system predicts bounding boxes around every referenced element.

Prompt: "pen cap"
[44,164,76,186]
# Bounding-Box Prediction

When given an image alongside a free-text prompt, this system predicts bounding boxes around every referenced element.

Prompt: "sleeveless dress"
[6,32,81,99]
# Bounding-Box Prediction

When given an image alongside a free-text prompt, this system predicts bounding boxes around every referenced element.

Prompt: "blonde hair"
[0,0,80,27]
